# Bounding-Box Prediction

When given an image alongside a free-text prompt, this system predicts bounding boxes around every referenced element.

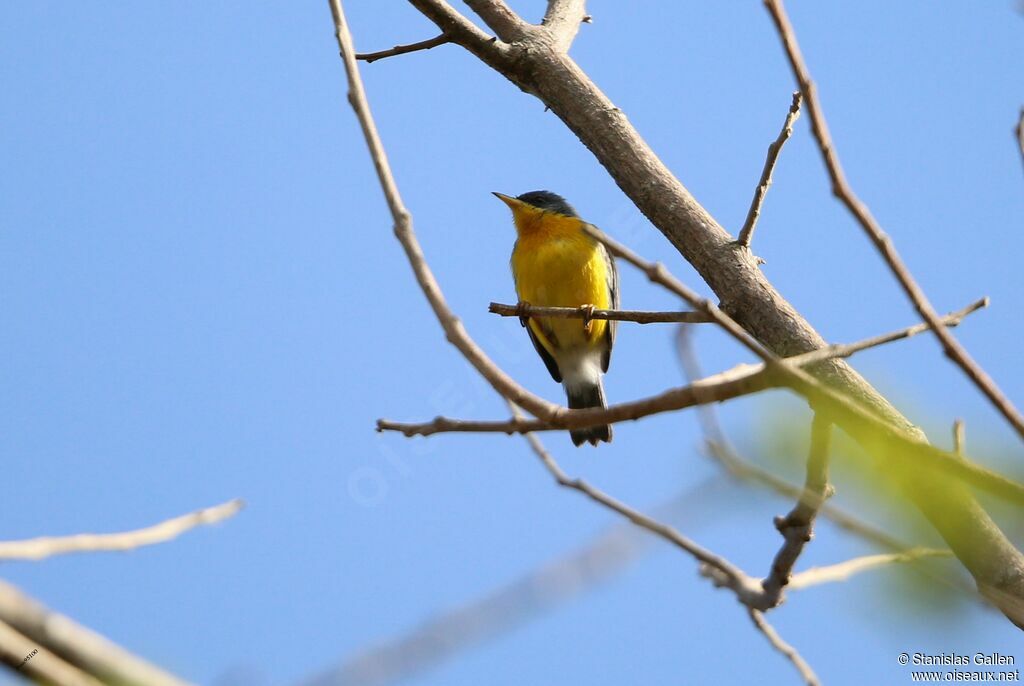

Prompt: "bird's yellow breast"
[510,212,610,354]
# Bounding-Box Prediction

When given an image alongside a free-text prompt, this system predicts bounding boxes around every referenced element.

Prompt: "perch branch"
[737,91,802,249]
[0,499,243,562]
[764,0,1024,443]
[489,301,713,324]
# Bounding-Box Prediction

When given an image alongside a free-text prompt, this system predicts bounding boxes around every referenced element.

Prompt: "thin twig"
[738,91,802,249]
[0,499,243,562]
[489,301,713,324]
[0,580,192,686]
[356,34,450,63]
[328,0,557,423]
[758,414,832,609]
[508,402,765,604]
[788,548,953,590]
[764,0,1024,443]
[748,609,821,686]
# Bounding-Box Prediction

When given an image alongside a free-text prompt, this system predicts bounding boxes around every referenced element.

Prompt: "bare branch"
[463,0,529,42]
[737,91,802,249]
[329,0,556,422]
[356,35,450,63]
[405,1,510,66]
[488,301,713,324]
[676,327,986,604]
[758,414,832,609]
[0,499,243,562]
[748,609,820,686]
[378,362,774,436]
[783,298,988,369]
[0,618,104,686]
[764,0,1024,443]
[508,402,765,604]
[789,548,953,591]
[541,0,588,50]
[0,580,191,686]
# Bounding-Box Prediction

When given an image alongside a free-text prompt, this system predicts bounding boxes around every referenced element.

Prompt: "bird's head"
[493,190,578,233]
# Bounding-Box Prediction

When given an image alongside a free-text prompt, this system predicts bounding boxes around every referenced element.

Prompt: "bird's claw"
[516,301,531,328]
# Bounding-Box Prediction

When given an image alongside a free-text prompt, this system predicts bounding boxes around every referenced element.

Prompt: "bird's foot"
[516,301,532,328]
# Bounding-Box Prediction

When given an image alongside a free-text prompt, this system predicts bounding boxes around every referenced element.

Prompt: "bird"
[493,190,619,446]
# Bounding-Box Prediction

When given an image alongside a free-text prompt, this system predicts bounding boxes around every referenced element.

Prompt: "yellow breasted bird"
[494,191,619,446]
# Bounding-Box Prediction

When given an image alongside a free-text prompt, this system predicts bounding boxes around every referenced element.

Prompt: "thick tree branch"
[0,581,191,686]
[463,0,529,42]
[541,0,588,50]
[0,499,242,562]
[757,414,833,609]
[738,91,802,249]
[489,301,713,324]
[356,34,450,63]
[764,0,1024,443]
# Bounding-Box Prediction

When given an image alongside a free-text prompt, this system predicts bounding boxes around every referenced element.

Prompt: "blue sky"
[2,2,1022,685]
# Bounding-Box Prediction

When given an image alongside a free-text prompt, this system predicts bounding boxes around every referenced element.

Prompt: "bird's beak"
[492,192,518,208]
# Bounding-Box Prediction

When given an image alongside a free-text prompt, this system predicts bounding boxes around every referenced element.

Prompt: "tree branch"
[757,414,832,609]
[508,402,765,606]
[0,499,243,562]
[0,580,191,686]
[0,618,104,686]
[541,0,588,51]
[356,34,450,63]
[463,0,529,43]
[788,548,953,591]
[330,0,554,422]
[488,301,713,324]
[748,609,820,686]
[378,362,774,436]
[737,91,802,249]
[764,0,1024,443]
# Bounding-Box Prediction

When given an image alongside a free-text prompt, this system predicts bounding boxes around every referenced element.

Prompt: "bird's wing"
[601,242,619,373]
[526,320,562,383]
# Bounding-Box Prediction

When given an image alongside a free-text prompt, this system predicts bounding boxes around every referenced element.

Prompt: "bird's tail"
[565,378,612,447]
